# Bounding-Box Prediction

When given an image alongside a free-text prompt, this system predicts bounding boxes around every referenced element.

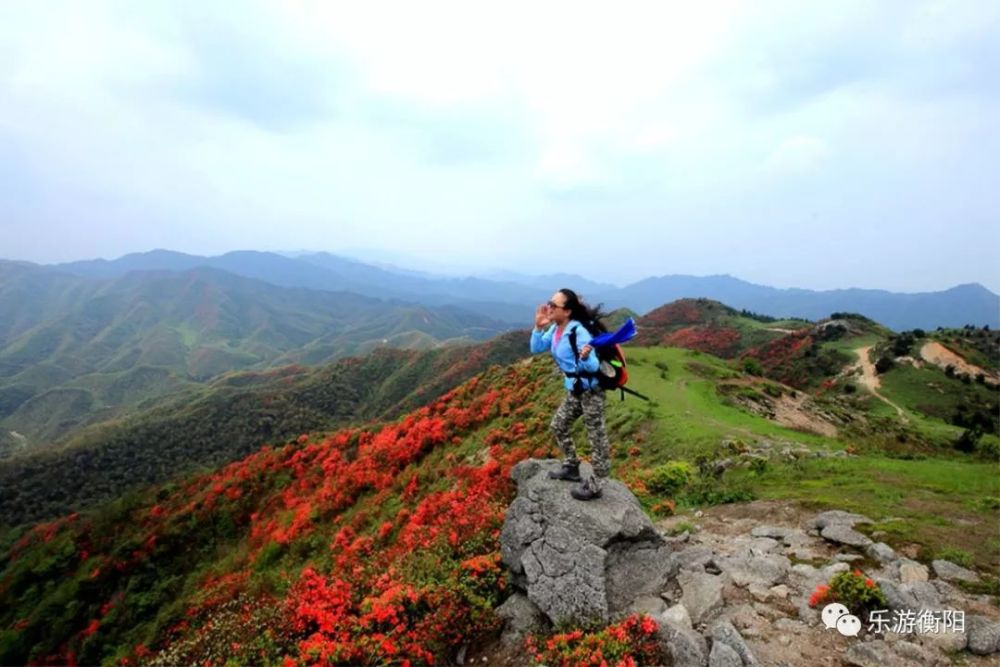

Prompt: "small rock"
[898,562,929,584]
[657,622,709,667]
[810,510,873,530]
[919,626,967,653]
[661,603,693,631]
[778,635,792,646]
[678,570,725,625]
[714,553,790,588]
[748,583,771,602]
[495,593,547,646]
[967,615,1000,656]
[821,562,849,579]
[709,620,760,667]
[929,578,963,604]
[893,640,946,666]
[877,579,943,612]
[844,640,931,667]
[780,529,813,547]
[722,604,762,632]
[865,542,897,563]
[708,640,742,667]
[750,537,780,554]
[820,523,873,548]
[675,545,715,572]
[628,595,667,618]
[769,584,790,599]
[931,559,980,583]
[751,525,791,539]
[833,552,864,563]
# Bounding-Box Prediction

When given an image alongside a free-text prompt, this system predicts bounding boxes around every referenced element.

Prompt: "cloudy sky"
[1,0,998,292]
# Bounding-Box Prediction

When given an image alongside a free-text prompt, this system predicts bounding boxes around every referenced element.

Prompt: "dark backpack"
[567,324,649,401]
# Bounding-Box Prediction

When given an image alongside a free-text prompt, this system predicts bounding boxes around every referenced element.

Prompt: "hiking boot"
[571,477,603,501]
[547,461,582,482]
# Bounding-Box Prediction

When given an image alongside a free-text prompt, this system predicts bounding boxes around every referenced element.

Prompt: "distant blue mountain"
[50,251,999,331]
[592,274,999,331]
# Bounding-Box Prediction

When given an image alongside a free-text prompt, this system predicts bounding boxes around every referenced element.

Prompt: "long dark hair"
[558,288,608,334]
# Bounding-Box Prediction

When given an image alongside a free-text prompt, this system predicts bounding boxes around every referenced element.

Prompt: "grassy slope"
[0,339,996,665]
[0,268,511,452]
[603,346,999,575]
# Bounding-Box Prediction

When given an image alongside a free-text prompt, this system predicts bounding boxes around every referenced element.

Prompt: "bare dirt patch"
[920,342,1000,383]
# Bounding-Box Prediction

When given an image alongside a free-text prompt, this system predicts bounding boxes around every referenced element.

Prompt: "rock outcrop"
[495,476,999,667]
[500,459,677,625]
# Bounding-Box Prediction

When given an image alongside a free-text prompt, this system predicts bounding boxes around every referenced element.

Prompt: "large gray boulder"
[500,458,677,625]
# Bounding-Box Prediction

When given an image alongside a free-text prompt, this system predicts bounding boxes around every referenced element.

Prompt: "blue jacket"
[530,320,602,391]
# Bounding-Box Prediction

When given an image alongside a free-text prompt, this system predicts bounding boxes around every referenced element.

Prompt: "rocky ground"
[480,460,1000,667]
[651,500,1000,666]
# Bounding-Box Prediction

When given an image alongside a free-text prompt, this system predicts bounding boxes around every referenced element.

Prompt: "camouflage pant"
[550,389,611,479]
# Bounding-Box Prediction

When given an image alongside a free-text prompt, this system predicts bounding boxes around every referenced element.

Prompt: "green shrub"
[875,357,894,374]
[954,429,981,453]
[679,475,756,506]
[978,438,1000,461]
[762,384,783,398]
[646,461,694,495]
[749,456,769,475]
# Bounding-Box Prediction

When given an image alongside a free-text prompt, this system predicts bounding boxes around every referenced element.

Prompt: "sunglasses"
[547,301,568,310]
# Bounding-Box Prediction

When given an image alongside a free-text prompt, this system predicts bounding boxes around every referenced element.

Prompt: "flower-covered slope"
[0,357,561,666]
[633,298,808,358]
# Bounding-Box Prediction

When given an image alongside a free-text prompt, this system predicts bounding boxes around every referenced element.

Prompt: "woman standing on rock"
[530,288,612,501]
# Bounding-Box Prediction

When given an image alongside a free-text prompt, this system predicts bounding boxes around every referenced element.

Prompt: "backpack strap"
[566,325,596,394]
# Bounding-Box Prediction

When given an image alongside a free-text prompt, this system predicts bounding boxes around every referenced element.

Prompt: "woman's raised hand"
[534,303,551,329]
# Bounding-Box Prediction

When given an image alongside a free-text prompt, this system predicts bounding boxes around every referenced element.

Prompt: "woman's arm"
[530,324,555,354]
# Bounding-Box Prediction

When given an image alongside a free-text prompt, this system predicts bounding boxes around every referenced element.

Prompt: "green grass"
[879,362,996,420]
[594,345,1000,575]
[821,333,882,357]
[727,454,1000,574]
[609,346,837,463]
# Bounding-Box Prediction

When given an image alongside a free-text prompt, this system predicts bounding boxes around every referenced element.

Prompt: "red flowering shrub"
[526,615,663,667]
[808,569,887,622]
[662,327,742,358]
[1,359,563,667]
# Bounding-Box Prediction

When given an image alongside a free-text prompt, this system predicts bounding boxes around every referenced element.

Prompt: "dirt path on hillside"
[853,346,907,419]
[770,392,839,437]
[920,341,1000,382]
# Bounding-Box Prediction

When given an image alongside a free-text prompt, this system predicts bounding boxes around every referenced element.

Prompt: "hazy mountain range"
[0,260,508,451]
[47,249,999,331]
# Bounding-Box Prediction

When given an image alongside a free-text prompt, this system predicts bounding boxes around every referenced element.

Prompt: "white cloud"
[0,0,997,292]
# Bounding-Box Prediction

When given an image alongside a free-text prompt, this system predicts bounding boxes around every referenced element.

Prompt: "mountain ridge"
[32,249,1000,330]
